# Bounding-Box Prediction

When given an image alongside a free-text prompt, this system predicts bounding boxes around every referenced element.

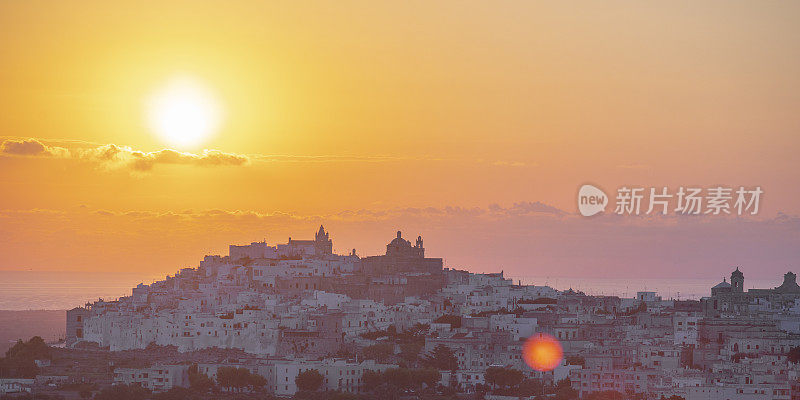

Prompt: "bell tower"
[731,267,744,293]
[313,225,332,256]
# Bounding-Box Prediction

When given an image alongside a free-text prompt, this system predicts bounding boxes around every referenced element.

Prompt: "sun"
[146,77,222,149]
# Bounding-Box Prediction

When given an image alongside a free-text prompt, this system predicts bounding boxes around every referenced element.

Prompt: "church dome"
[712,279,731,289]
[389,231,411,248]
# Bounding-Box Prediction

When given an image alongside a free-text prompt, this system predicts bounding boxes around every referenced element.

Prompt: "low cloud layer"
[0,138,70,157]
[76,144,249,171]
[0,138,533,173]
[1,203,798,291]
[0,138,249,172]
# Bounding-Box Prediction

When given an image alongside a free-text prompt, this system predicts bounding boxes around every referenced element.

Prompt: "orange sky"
[1,1,799,279]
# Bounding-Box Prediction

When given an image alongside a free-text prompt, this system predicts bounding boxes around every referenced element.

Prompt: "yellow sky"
[1,1,799,276]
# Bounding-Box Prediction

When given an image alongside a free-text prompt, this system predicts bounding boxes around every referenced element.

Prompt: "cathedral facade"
[703,267,800,317]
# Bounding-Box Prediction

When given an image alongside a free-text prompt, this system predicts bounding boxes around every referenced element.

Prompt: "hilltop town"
[2,227,800,400]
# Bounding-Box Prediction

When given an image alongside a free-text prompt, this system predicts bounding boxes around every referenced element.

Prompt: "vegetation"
[292,390,363,400]
[0,394,69,400]
[583,391,624,400]
[432,314,462,328]
[151,387,205,400]
[476,368,552,398]
[295,369,325,392]
[0,336,51,378]
[216,366,267,392]
[551,378,579,400]
[362,342,394,362]
[360,367,440,398]
[360,324,430,343]
[484,366,524,390]
[187,363,216,393]
[513,379,544,397]
[420,344,458,371]
[788,346,800,364]
[359,330,389,340]
[517,297,558,304]
[398,342,423,366]
[93,384,151,400]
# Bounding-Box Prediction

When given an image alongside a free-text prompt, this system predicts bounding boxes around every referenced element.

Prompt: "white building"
[113,364,189,392]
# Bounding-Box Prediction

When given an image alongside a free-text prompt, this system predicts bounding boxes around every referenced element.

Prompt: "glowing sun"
[146,77,222,148]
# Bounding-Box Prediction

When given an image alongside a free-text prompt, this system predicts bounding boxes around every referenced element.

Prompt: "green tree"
[371,367,440,394]
[553,378,578,400]
[295,369,325,392]
[402,323,430,342]
[399,342,423,365]
[363,342,394,362]
[4,336,51,360]
[248,372,267,391]
[216,366,266,392]
[410,368,440,390]
[485,367,523,390]
[383,368,413,391]
[362,370,382,388]
[788,346,800,364]
[293,390,357,400]
[151,387,203,400]
[0,336,51,378]
[514,379,543,397]
[187,363,215,393]
[420,344,458,371]
[93,384,151,400]
[216,367,238,391]
[585,390,625,400]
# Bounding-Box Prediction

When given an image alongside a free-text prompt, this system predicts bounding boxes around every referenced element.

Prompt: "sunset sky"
[1,1,799,281]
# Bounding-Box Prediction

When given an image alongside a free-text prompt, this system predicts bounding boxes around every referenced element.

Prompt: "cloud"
[0,138,249,172]
[0,137,514,173]
[0,137,441,172]
[252,154,445,163]
[0,138,69,157]
[1,203,799,292]
[75,144,249,171]
[616,163,650,170]
[475,158,533,168]
[489,201,567,216]
[492,160,528,167]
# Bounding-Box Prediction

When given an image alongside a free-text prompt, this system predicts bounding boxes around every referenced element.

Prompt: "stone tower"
[313,225,333,256]
[731,267,744,293]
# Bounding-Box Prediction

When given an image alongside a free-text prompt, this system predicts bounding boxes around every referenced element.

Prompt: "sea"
[0,270,782,311]
[0,270,164,311]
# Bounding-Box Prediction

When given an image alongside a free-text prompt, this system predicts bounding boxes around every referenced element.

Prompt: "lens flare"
[522,333,563,371]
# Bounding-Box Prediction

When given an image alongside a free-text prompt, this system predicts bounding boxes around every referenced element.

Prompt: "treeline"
[0,336,51,378]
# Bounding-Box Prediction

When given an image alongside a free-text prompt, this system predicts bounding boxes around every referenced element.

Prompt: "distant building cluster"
[56,227,800,399]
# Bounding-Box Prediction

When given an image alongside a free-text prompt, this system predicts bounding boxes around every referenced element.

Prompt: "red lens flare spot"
[522,333,563,371]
